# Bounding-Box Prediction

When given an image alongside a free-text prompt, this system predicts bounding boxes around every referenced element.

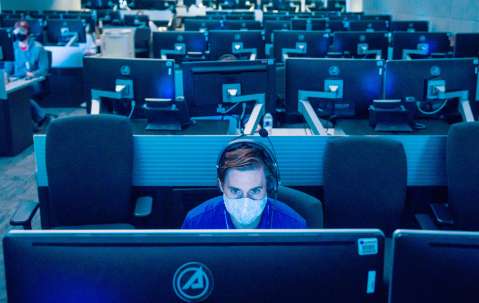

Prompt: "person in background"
[84,23,99,56]
[5,21,54,130]
[182,141,306,229]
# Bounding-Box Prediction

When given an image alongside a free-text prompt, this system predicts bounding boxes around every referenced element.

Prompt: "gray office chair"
[277,186,323,228]
[418,122,479,230]
[323,137,407,235]
[10,114,152,229]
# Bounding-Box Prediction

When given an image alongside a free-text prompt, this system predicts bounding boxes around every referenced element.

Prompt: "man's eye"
[251,188,261,195]
[230,189,239,195]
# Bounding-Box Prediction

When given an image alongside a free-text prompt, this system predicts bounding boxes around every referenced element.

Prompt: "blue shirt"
[4,38,49,78]
[182,196,307,229]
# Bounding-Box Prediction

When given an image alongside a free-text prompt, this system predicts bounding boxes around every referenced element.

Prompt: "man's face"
[221,166,267,200]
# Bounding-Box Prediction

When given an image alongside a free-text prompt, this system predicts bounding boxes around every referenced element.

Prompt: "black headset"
[216,137,281,196]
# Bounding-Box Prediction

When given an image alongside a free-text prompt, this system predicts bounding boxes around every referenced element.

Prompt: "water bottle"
[263,113,273,135]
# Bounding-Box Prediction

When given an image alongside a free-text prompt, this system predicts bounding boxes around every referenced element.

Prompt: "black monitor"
[331,31,389,59]
[222,20,262,30]
[285,58,384,118]
[348,20,389,32]
[263,14,291,21]
[183,18,223,31]
[182,59,276,118]
[0,28,14,61]
[454,33,479,58]
[390,21,429,32]
[124,14,150,27]
[361,14,392,22]
[389,230,479,303]
[4,229,385,303]
[208,30,265,60]
[83,57,176,119]
[384,58,478,121]
[291,18,327,31]
[81,0,115,9]
[273,30,330,62]
[152,31,207,62]
[326,20,347,32]
[391,32,452,60]
[46,19,86,44]
[263,20,291,44]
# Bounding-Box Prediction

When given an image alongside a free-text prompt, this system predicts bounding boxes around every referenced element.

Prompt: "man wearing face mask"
[181,140,306,229]
[5,21,53,130]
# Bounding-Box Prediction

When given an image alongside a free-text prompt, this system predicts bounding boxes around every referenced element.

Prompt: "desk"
[132,119,230,135]
[0,77,44,157]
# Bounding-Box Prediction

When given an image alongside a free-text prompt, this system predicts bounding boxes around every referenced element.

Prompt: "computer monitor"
[182,59,276,129]
[391,32,452,60]
[4,229,385,303]
[152,31,207,62]
[330,31,389,59]
[0,28,14,61]
[291,18,327,31]
[286,58,384,121]
[124,14,150,27]
[264,20,291,44]
[263,14,291,21]
[222,20,262,30]
[208,30,265,60]
[83,57,176,119]
[390,21,429,32]
[384,58,478,122]
[348,20,389,32]
[454,33,479,58]
[361,14,392,22]
[82,0,114,9]
[183,18,223,31]
[46,19,86,44]
[326,20,347,32]
[389,230,479,303]
[273,30,330,62]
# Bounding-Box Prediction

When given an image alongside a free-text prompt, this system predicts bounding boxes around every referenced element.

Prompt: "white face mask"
[223,195,268,229]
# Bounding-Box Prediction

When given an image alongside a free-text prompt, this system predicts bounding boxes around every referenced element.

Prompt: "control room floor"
[0,108,83,302]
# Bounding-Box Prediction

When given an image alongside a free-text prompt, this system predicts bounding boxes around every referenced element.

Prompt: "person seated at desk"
[5,21,54,130]
[182,139,306,229]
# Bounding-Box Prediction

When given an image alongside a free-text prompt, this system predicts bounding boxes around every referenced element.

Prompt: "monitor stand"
[143,98,192,131]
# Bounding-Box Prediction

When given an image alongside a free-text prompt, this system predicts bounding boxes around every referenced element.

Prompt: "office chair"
[10,115,152,229]
[418,122,479,230]
[277,186,323,228]
[323,137,407,235]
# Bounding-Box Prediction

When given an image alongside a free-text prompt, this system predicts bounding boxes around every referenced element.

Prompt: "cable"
[128,100,136,119]
[416,99,449,116]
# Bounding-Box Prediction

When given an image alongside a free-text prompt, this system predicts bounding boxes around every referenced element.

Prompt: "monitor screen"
[389,230,479,303]
[83,57,175,117]
[182,59,276,117]
[4,229,385,303]
[285,58,384,117]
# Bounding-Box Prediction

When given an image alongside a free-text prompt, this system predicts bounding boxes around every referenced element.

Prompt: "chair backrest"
[277,186,323,228]
[447,122,479,230]
[323,137,407,235]
[44,115,133,228]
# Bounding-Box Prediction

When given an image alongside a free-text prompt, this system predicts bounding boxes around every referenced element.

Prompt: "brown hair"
[218,143,273,185]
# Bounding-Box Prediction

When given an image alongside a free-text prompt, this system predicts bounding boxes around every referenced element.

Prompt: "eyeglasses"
[224,187,267,201]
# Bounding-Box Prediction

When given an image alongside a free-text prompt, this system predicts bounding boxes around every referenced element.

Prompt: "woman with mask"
[182,140,306,229]
[5,21,54,130]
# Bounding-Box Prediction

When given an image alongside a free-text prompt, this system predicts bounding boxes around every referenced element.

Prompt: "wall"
[363,0,479,32]
[1,0,81,11]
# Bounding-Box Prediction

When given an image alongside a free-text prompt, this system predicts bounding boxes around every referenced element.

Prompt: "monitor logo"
[329,65,340,76]
[234,33,241,41]
[173,262,214,303]
[298,34,305,41]
[359,34,366,42]
[120,65,130,76]
[430,66,441,77]
[419,35,426,42]
[177,35,184,42]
